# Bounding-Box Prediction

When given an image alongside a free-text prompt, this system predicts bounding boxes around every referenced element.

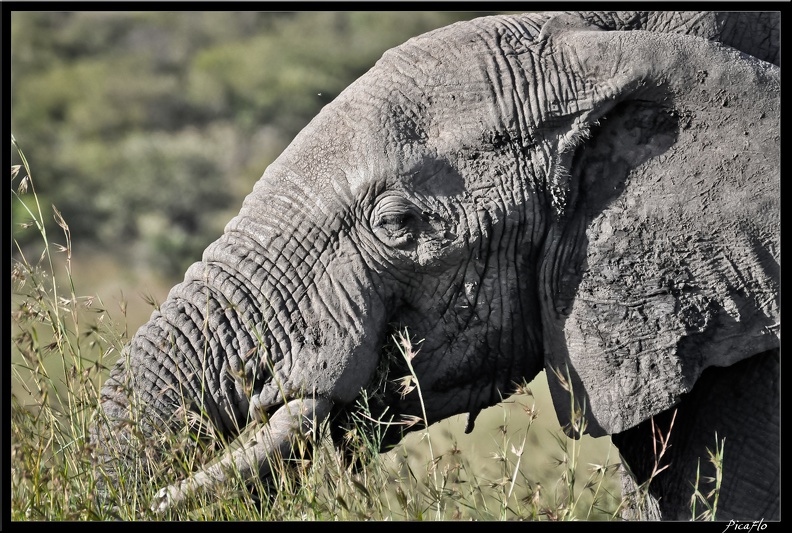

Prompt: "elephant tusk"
[150,397,333,514]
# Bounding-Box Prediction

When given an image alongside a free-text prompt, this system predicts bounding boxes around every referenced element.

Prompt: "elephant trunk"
[91,215,344,503]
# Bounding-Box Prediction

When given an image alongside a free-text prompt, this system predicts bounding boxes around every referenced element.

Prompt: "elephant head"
[92,12,780,520]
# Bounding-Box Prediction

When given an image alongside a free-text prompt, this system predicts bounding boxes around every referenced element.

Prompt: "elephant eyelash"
[557,122,593,153]
[373,211,417,248]
[378,214,409,232]
[372,195,421,233]
[375,216,414,246]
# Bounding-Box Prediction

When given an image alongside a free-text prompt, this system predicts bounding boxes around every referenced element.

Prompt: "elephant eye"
[379,213,408,232]
[371,194,419,248]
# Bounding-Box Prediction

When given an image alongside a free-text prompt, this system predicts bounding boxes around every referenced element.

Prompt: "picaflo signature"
[723,519,768,533]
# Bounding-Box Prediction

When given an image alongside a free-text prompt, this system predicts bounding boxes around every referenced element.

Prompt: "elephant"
[91,11,780,521]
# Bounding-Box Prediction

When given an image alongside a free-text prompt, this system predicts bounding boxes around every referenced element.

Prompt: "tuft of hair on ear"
[548,120,595,217]
[557,121,593,154]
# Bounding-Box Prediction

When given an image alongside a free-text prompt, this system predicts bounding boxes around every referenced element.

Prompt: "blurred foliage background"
[11,11,519,279]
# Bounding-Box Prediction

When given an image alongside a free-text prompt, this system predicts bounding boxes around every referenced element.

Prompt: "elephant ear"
[536,27,780,436]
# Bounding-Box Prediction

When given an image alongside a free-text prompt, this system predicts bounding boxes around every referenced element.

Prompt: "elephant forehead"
[372,43,532,149]
[263,84,495,202]
[255,17,559,204]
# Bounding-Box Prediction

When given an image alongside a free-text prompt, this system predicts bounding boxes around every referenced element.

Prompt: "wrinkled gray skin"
[92,12,780,520]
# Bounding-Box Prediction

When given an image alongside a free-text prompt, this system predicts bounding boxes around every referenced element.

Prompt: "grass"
[10,137,722,521]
